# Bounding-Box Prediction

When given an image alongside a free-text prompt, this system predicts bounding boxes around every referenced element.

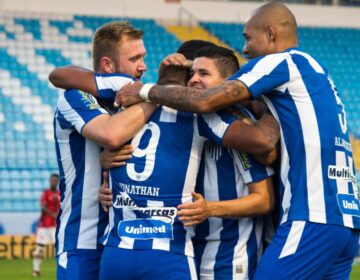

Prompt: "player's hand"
[100,145,134,169]
[161,53,188,67]
[115,81,144,108]
[177,192,210,226]
[99,172,113,213]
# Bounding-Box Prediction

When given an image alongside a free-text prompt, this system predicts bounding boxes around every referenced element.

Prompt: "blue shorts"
[99,246,197,280]
[56,249,103,280]
[254,220,359,280]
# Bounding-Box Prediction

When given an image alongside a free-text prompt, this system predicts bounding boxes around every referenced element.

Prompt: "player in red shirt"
[32,173,60,277]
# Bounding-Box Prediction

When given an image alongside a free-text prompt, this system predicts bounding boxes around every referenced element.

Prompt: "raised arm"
[116,80,251,113]
[49,66,98,96]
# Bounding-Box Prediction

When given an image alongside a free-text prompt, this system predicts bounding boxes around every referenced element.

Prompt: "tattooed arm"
[117,80,251,113]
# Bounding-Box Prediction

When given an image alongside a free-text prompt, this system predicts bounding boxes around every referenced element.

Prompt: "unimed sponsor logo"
[118,219,173,240]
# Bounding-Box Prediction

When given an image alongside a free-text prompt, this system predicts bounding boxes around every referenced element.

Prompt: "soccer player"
[32,173,60,277]
[177,45,275,280]
[116,2,360,279]
[51,21,157,280]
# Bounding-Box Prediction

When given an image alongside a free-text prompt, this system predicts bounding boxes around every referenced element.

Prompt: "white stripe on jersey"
[95,75,134,91]
[181,117,205,257]
[262,96,292,224]
[159,106,177,123]
[232,218,252,278]
[203,151,222,240]
[240,53,287,88]
[335,151,353,228]
[187,256,198,280]
[279,221,306,259]
[285,56,326,223]
[200,241,220,278]
[55,118,74,254]
[103,175,115,245]
[77,140,102,249]
[201,113,230,139]
[148,200,171,251]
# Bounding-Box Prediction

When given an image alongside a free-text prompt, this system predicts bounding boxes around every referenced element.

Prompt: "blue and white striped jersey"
[94,75,237,257]
[54,74,136,255]
[229,48,360,229]
[193,118,274,279]
[54,89,109,255]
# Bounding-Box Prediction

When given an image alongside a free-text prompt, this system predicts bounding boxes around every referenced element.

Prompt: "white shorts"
[35,227,56,245]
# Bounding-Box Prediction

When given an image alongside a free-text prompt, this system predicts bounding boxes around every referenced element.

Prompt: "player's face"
[50,176,59,190]
[114,35,147,79]
[188,57,224,89]
[242,18,273,59]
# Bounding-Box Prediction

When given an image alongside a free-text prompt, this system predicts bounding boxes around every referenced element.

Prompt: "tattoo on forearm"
[150,81,247,112]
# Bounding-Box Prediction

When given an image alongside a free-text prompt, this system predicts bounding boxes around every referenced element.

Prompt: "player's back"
[104,105,234,257]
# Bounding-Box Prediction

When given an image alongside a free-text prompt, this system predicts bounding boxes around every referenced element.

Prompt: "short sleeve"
[57,89,108,133]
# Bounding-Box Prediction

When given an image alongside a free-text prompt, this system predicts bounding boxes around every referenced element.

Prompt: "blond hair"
[92,21,144,71]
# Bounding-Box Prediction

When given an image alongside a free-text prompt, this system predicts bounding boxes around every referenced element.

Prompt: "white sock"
[32,245,44,272]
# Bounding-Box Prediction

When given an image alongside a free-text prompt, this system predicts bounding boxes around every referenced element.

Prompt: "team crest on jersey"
[337,194,360,217]
[118,219,174,240]
[235,150,251,171]
[79,91,100,110]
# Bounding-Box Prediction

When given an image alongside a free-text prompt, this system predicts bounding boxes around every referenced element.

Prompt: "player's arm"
[222,112,280,165]
[40,193,57,218]
[116,80,251,113]
[49,66,98,96]
[178,178,274,226]
[82,103,157,150]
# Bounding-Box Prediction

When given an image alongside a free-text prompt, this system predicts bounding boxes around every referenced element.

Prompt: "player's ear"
[100,56,115,73]
[267,25,276,42]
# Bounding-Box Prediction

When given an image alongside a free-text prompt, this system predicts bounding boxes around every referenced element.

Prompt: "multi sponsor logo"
[328,165,356,184]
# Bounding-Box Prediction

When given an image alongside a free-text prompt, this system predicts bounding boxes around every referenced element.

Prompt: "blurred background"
[0,0,359,276]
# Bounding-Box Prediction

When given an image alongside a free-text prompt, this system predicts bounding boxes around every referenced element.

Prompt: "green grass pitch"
[0,259,359,279]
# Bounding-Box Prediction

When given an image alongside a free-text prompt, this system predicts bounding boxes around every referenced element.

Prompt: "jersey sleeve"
[57,89,108,133]
[231,149,274,184]
[197,110,237,144]
[95,73,136,102]
[228,53,291,99]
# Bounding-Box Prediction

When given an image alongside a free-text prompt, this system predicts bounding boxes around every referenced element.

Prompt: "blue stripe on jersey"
[232,47,360,229]
[56,110,73,129]
[246,217,260,280]
[63,131,85,251]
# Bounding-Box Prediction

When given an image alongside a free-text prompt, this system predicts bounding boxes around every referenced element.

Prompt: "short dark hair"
[51,173,59,178]
[176,40,216,60]
[194,46,240,78]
